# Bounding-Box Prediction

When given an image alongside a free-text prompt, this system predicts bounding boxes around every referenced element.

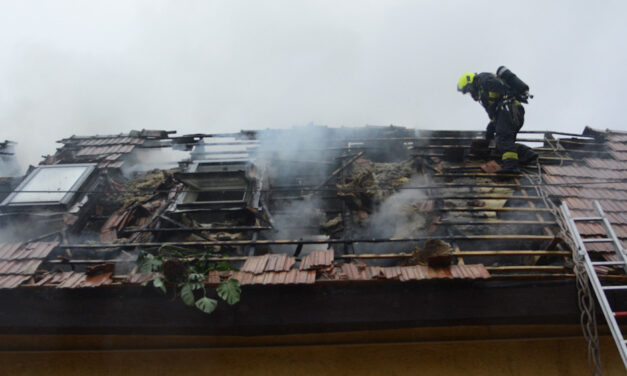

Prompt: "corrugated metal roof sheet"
[241,254,295,274]
[300,249,334,270]
[231,270,316,285]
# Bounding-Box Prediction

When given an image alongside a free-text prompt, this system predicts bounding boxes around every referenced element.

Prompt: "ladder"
[560,200,627,369]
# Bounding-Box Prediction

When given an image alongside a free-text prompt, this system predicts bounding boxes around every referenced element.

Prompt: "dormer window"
[174,161,252,208]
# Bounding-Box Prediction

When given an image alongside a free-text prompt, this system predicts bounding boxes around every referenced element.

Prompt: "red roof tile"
[76,137,143,146]
[564,198,627,212]
[241,254,296,274]
[608,134,627,142]
[544,186,627,200]
[8,242,58,260]
[542,175,627,190]
[339,264,490,281]
[0,260,43,275]
[0,243,24,260]
[608,142,627,152]
[543,166,624,179]
[34,271,113,288]
[300,249,334,270]
[610,151,627,161]
[584,241,627,253]
[76,145,135,157]
[585,158,627,170]
[0,275,30,289]
[231,270,316,285]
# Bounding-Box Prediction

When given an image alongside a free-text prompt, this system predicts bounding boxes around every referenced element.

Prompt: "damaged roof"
[42,129,169,169]
[0,125,625,292]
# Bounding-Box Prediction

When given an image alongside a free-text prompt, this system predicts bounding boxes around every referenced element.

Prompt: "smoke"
[0,142,22,177]
[363,177,428,239]
[269,197,330,256]
[255,125,338,256]
[5,1,626,170]
[121,147,190,177]
[354,176,429,258]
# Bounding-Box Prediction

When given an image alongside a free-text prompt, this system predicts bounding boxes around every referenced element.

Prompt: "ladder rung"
[574,217,603,221]
[614,312,627,318]
[583,238,613,243]
[602,286,627,291]
[592,261,626,266]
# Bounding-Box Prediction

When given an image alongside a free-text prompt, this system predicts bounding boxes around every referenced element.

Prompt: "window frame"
[0,163,97,208]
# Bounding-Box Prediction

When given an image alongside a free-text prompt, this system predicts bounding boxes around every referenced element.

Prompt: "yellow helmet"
[457,72,475,93]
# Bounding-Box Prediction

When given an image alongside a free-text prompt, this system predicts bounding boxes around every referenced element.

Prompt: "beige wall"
[0,328,624,375]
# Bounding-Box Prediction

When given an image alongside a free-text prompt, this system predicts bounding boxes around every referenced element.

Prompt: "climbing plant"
[138,246,241,314]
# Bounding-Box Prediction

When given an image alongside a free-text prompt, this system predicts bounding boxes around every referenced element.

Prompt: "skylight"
[1,164,96,207]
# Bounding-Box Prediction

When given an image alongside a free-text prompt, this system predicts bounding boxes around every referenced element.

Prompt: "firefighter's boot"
[495,152,521,174]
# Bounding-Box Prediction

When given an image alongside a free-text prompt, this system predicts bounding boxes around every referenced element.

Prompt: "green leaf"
[195,297,218,314]
[180,284,195,306]
[152,277,166,294]
[188,273,204,282]
[216,279,241,305]
[140,254,163,273]
[216,261,231,271]
[188,282,204,291]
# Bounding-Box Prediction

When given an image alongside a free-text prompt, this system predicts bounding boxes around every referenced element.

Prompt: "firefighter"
[457,67,536,174]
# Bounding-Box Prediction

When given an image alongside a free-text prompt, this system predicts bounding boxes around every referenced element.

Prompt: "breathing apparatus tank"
[496,66,529,98]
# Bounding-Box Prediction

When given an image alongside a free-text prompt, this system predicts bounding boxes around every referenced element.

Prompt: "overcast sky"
[1,0,626,168]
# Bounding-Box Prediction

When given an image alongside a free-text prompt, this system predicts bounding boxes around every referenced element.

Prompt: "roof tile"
[241,254,296,274]
[0,275,30,289]
[300,249,334,270]
[230,270,316,285]
[543,165,624,179]
[608,142,627,152]
[585,158,627,170]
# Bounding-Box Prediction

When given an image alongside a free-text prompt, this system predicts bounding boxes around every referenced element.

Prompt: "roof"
[0,242,57,288]
[540,129,627,250]
[0,125,625,294]
[42,129,169,169]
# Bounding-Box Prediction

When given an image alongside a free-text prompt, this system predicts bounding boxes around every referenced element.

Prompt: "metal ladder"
[561,200,627,368]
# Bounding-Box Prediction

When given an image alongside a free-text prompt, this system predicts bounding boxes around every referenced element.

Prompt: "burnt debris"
[0,125,625,291]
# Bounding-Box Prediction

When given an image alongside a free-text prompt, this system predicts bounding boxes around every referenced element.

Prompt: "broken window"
[174,161,253,208]
[1,164,96,208]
